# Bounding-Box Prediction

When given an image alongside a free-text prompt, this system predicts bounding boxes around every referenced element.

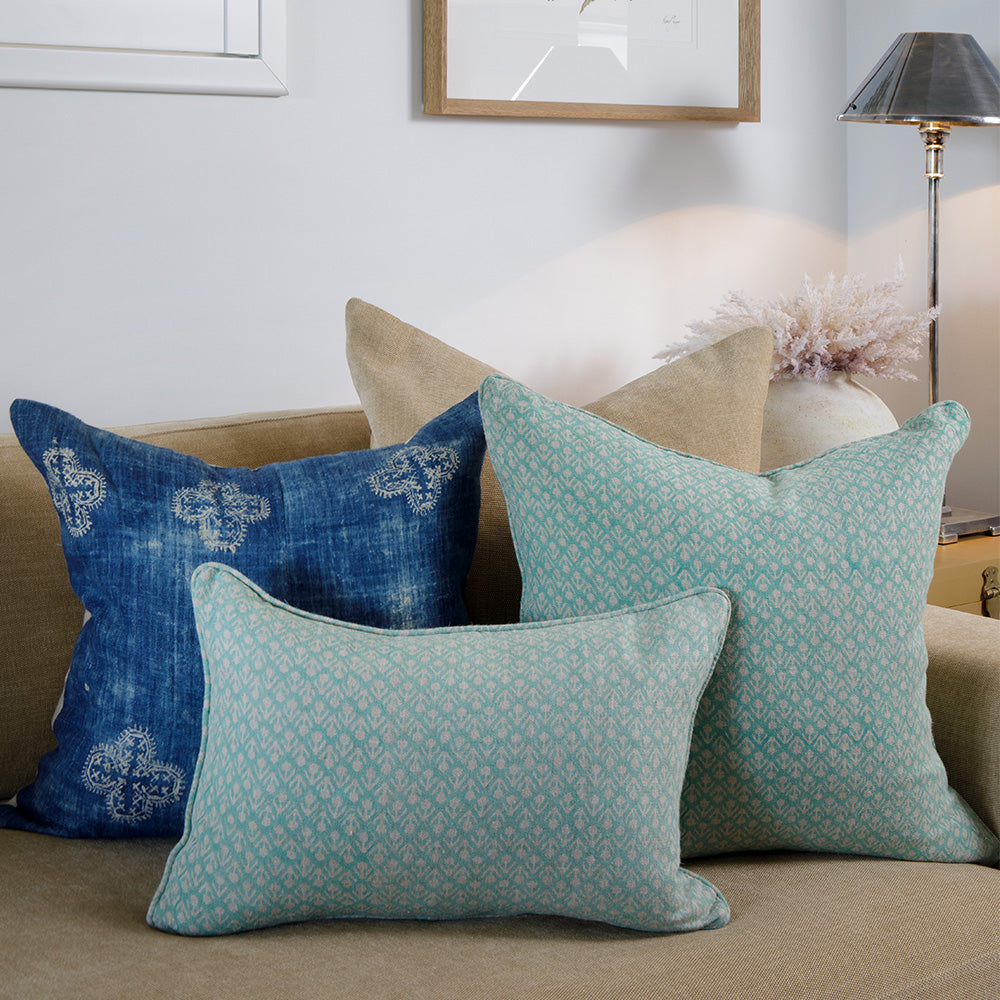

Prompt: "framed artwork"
[0,0,286,96]
[424,0,759,121]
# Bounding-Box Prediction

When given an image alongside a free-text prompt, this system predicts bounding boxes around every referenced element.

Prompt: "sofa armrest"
[923,603,1000,839]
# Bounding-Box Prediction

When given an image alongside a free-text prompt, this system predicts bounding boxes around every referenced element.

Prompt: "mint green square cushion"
[147,563,732,936]
[479,374,1000,864]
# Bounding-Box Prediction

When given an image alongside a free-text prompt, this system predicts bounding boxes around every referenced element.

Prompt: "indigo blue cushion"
[147,563,732,936]
[479,375,1000,864]
[1,395,485,838]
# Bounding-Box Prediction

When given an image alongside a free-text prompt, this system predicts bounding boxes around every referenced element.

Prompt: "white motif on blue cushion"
[171,480,271,552]
[3,394,483,840]
[82,727,185,825]
[42,443,107,537]
[368,445,460,514]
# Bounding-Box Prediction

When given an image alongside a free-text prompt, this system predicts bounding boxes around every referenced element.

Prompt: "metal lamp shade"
[837,31,1000,541]
[838,32,1000,126]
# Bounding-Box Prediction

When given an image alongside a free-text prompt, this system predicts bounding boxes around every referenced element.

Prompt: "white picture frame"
[0,0,287,97]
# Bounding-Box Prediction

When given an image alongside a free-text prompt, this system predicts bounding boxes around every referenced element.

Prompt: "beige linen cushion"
[345,298,772,624]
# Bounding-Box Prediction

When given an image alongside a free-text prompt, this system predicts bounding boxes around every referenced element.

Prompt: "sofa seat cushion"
[4,830,998,1000]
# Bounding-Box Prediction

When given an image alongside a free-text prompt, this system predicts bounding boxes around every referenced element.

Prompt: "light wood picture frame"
[424,0,759,122]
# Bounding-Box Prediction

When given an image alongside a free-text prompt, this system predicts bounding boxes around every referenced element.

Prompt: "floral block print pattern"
[148,564,732,936]
[1,395,485,838]
[41,443,108,537]
[479,374,999,864]
[367,445,461,514]
[171,481,272,553]
[81,727,185,825]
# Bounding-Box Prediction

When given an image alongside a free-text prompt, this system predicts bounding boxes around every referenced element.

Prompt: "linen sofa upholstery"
[1,405,998,999]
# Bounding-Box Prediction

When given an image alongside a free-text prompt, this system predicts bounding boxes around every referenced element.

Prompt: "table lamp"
[838,31,1000,543]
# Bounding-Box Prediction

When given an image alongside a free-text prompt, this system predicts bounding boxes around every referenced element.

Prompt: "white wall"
[7,5,995,509]
[0,1,847,436]
[845,0,1000,513]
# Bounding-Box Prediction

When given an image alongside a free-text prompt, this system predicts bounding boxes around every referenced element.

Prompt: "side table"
[928,533,1000,618]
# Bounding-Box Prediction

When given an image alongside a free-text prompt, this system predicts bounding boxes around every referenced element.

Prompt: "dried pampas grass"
[658,268,935,382]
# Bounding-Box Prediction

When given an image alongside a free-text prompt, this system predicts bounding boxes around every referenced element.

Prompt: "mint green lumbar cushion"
[147,563,732,936]
[479,374,999,864]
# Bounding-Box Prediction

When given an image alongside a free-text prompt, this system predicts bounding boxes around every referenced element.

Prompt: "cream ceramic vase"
[760,373,899,471]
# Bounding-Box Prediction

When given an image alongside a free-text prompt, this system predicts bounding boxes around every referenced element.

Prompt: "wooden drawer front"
[929,535,1000,618]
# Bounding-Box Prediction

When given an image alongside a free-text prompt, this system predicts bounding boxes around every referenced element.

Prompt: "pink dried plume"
[658,269,936,382]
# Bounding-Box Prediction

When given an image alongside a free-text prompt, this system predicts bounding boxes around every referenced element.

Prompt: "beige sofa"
[2,403,999,1000]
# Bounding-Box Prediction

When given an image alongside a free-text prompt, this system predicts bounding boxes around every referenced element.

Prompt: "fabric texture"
[5,828,1000,1000]
[0,404,373,803]
[1,396,484,838]
[148,563,732,936]
[3,401,1000,1000]
[345,297,773,624]
[479,374,1000,864]
[923,604,1000,839]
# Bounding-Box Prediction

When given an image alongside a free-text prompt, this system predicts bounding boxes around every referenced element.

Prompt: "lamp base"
[939,507,1000,545]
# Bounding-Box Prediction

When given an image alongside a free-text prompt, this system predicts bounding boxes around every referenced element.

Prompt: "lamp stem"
[921,123,954,524]
[920,123,949,408]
